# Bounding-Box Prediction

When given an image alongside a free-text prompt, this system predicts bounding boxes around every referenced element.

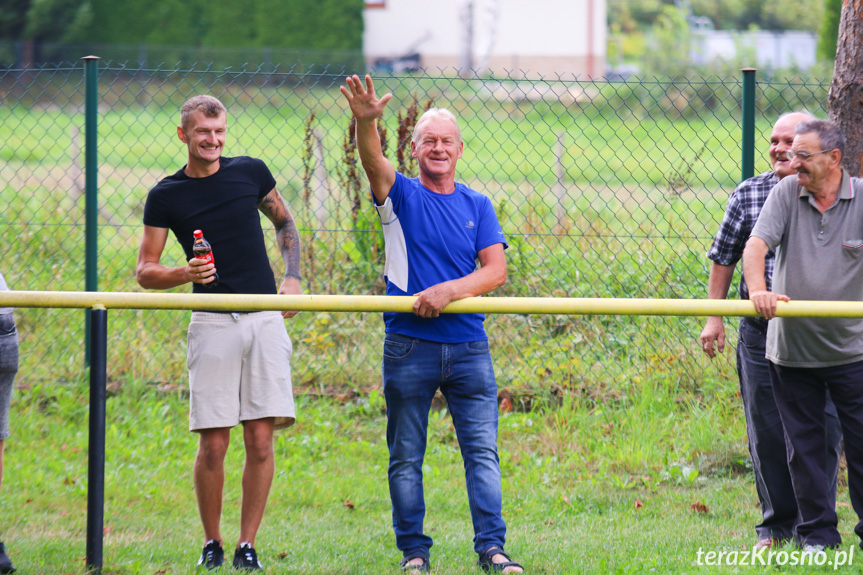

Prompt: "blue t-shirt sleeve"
[476,195,508,252]
[387,172,407,213]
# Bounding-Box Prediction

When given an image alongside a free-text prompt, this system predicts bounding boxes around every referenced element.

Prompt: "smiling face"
[769,113,811,179]
[410,116,463,186]
[177,109,227,176]
[789,131,841,192]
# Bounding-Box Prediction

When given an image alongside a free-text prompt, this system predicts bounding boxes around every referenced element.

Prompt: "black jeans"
[769,360,863,547]
[738,318,842,541]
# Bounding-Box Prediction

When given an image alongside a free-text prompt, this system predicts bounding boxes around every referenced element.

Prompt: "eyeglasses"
[785,149,832,161]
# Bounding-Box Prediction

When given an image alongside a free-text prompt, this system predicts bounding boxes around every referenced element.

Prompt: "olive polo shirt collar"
[797,169,854,203]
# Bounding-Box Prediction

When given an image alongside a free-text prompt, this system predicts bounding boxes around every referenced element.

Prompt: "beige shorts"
[187,311,295,431]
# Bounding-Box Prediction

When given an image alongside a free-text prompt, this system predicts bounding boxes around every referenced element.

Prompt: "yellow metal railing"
[3,290,863,317]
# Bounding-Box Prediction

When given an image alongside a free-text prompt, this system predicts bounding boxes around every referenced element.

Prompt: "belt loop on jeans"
[744,316,769,331]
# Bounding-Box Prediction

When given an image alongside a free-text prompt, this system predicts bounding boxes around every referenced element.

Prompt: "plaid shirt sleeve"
[706,172,778,297]
[707,182,749,267]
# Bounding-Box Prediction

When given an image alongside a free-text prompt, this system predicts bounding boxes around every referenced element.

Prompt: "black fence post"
[83,55,100,365]
[86,306,107,574]
[741,67,757,183]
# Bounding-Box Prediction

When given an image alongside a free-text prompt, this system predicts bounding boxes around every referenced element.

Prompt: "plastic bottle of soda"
[192,229,219,288]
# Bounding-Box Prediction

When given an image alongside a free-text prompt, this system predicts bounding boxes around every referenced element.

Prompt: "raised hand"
[340,74,393,122]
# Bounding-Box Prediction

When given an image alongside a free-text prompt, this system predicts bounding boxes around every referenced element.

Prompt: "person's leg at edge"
[443,340,521,574]
[194,427,231,545]
[817,361,863,548]
[0,437,10,574]
[0,312,19,573]
[736,318,797,542]
[238,417,275,547]
[383,335,438,567]
[769,363,839,547]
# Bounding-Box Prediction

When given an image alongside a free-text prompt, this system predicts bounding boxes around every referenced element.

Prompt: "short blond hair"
[181,95,226,131]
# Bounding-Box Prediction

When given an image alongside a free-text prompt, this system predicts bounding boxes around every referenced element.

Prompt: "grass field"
[4,378,863,574]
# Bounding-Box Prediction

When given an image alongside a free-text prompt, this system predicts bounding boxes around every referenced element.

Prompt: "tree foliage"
[818,0,842,61]
[641,6,691,78]
[609,0,824,32]
[25,0,93,43]
[0,0,363,50]
[0,0,30,41]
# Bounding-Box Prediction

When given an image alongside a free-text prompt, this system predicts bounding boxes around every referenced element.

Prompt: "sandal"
[478,547,523,573]
[400,552,430,573]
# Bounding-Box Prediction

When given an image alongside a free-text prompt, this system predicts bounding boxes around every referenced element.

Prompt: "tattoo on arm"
[277,218,302,280]
[259,189,302,280]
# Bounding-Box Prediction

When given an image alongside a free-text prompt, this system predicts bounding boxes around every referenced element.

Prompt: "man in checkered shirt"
[699,112,841,549]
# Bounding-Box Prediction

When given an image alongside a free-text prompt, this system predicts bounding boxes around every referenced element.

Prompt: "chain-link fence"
[0,60,830,403]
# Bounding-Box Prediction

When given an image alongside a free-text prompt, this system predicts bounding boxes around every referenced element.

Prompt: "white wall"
[364,0,606,78]
[691,30,818,70]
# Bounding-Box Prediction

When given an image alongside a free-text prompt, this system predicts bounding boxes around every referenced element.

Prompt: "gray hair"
[413,108,462,144]
[181,95,226,131]
[796,119,845,156]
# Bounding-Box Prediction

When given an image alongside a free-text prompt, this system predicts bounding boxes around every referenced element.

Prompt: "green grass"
[3,378,862,574]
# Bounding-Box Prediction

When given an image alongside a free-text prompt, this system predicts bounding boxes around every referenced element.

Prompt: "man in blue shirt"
[340,75,521,574]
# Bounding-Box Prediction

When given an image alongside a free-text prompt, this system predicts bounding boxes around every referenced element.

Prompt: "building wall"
[691,30,818,70]
[363,0,606,78]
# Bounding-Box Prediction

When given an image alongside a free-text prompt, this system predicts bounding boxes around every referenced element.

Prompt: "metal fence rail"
[0,60,830,397]
[9,291,863,318]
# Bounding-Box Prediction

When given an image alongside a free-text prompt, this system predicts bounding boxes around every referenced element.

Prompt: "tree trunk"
[828,0,863,176]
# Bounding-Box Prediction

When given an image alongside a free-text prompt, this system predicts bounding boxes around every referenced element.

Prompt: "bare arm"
[413,243,507,318]
[742,236,789,320]
[340,74,396,204]
[698,262,736,358]
[258,187,302,318]
[136,225,214,289]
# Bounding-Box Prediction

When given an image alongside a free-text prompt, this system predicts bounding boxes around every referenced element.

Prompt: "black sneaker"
[0,542,15,574]
[233,543,263,571]
[197,539,224,571]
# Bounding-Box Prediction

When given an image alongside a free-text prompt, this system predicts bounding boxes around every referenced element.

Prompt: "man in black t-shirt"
[136,95,301,571]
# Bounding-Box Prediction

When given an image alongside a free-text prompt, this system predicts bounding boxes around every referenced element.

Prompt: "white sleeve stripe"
[375,198,409,292]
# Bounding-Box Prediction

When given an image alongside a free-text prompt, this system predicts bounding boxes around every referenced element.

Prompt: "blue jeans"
[0,313,18,440]
[737,318,842,541]
[382,333,506,559]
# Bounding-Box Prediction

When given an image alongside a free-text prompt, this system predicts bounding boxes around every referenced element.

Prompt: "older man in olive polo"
[743,119,863,552]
